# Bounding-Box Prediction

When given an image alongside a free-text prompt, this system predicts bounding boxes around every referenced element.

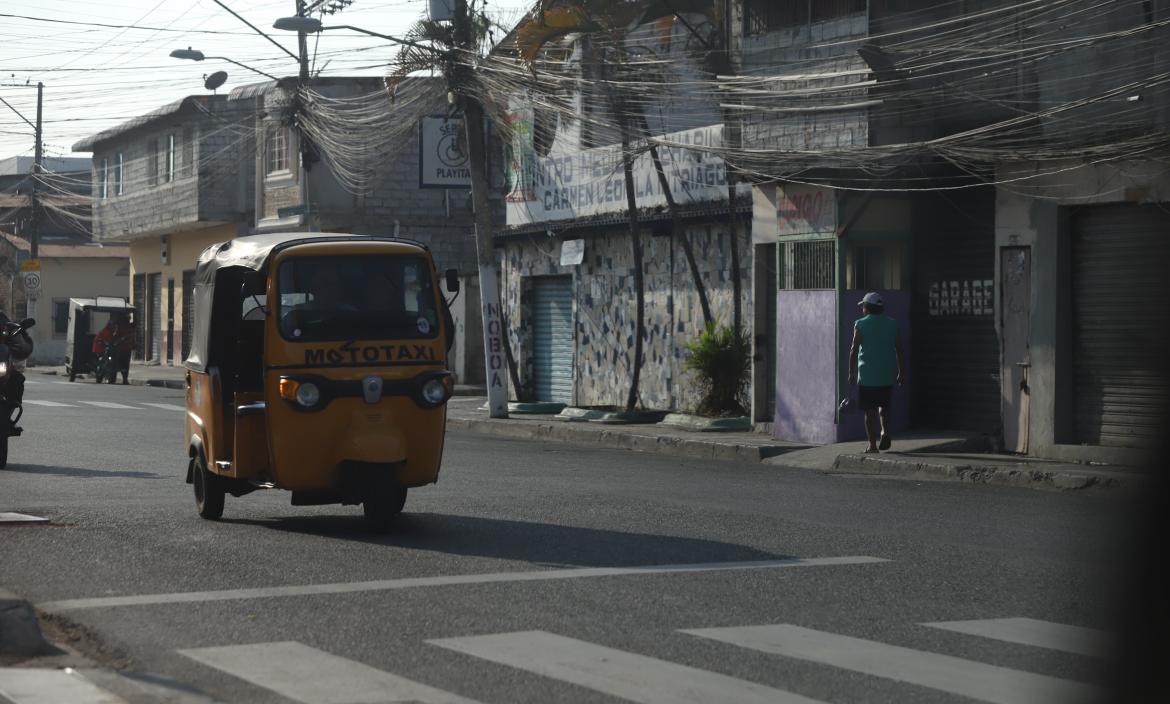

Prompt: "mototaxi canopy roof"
[184,232,430,372]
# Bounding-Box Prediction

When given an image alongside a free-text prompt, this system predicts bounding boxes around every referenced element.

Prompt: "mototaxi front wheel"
[362,478,406,531]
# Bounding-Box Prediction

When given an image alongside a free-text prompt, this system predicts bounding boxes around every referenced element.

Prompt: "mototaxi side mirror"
[445,269,460,293]
[19,318,35,330]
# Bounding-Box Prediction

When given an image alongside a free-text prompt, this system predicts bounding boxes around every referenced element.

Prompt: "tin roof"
[71,95,224,152]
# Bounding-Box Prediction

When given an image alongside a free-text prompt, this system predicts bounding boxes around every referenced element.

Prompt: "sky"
[0,0,533,162]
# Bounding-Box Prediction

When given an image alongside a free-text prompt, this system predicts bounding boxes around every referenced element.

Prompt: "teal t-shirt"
[855,314,898,387]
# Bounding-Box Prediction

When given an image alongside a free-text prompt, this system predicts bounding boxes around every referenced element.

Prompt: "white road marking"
[0,512,49,523]
[684,624,1101,704]
[52,381,74,386]
[38,556,888,613]
[180,641,481,704]
[23,380,40,385]
[923,617,1112,658]
[141,402,186,412]
[429,630,823,704]
[22,400,77,407]
[0,668,127,704]
[79,401,140,410]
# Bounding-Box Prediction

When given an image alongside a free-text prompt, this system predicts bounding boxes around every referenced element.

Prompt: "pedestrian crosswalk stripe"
[80,401,140,410]
[142,402,186,412]
[683,624,1101,704]
[922,617,1111,658]
[429,630,824,704]
[0,667,126,704]
[179,641,481,704]
[23,399,77,407]
[38,556,888,613]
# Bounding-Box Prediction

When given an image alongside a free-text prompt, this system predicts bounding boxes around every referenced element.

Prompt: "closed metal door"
[149,273,162,362]
[167,278,175,365]
[132,274,145,361]
[913,188,1000,434]
[1071,204,1170,448]
[532,277,573,403]
[181,270,195,362]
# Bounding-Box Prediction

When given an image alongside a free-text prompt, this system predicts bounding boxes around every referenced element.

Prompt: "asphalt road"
[0,376,1139,703]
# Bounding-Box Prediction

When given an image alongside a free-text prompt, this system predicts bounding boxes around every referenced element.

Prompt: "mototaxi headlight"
[420,377,448,406]
[294,382,321,408]
[0,361,8,378]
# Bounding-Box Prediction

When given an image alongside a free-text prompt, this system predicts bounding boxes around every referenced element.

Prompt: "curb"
[0,588,62,659]
[826,454,1140,492]
[446,417,791,463]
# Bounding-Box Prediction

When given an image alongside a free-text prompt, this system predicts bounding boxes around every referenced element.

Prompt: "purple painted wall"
[837,290,913,442]
[774,290,838,444]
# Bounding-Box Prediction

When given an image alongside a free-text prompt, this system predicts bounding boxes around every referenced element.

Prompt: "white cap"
[859,292,883,307]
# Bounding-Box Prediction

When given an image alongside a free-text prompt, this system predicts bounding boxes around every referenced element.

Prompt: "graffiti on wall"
[777,184,837,236]
[929,279,994,316]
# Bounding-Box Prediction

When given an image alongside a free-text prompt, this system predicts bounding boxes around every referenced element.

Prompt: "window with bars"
[780,240,836,290]
[166,134,176,183]
[266,125,290,176]
[744,0,866,35]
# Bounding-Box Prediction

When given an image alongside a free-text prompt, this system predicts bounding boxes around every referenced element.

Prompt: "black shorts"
[858,385,892,411]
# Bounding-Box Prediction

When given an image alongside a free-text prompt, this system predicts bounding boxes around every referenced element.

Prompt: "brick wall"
[738,13,870,155]
[89,100,255,242]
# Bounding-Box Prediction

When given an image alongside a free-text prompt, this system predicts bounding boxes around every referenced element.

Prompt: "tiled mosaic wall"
[499,218,753,412]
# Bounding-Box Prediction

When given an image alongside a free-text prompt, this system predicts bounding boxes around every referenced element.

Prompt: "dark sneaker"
[879,434,891,451]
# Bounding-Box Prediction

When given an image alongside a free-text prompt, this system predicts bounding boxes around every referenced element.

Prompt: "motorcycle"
[94,337,121,384]
[0,317,35,469]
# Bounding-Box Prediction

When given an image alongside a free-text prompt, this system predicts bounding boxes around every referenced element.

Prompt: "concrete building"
[0,155,129,364]
[494,15,752,412]
[72,95,256,366]
[731,0,1170,460]
[228,77,482,384]
[988,0,1170,464]
[0,232,128,365]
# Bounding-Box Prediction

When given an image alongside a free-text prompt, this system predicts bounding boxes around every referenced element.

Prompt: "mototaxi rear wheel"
[192,454,225,520]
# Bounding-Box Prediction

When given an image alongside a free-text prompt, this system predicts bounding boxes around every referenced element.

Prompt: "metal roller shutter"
[533,277,574,403]
[912,189,1001,434]
[1071,204,1170,448]
[149,273,162,362]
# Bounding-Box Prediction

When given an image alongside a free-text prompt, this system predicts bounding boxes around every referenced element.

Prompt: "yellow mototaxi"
[184,232,459,528]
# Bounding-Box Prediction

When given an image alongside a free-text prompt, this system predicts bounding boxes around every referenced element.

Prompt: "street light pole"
[452,0,507,418]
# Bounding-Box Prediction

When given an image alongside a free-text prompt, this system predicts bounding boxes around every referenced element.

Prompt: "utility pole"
[295,0,313,229]
[453,0,508,418]
[31,82,42,261]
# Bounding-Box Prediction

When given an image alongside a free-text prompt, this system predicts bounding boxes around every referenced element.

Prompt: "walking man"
[848,292,905,453]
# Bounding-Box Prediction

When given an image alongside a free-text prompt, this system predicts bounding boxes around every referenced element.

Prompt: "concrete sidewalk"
[27,367,1142,493]
[445,397,1143,492]
[30,362,186,389]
